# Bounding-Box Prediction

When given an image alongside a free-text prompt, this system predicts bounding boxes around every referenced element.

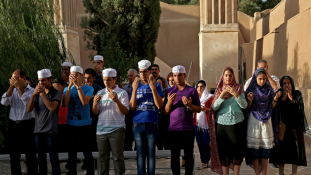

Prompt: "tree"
[238,0,282,16]
[0,0,72,152]
[80,0,161,83]
[160,0,198,5]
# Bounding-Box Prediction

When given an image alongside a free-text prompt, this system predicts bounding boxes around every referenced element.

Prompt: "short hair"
[52,78,65,86]
[26,77,36,88]
[156,77,166,89]
[147,66,151,71]
[196,80,206,88]
[152,64,160,70]
[84,68,97,77]
[128,69,138,76]
[257,60,268,66]
[15,69,26,78]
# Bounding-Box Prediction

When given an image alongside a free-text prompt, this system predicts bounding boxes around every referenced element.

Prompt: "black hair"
[257,70,267,77]
[257,60,268,66]
[26,77,36,88]
[196,80,206,88]
[147,66,151,71]
[15,69,26,78]
[84,68,97,77]
[152,64,160,70]
[52,78,65,86]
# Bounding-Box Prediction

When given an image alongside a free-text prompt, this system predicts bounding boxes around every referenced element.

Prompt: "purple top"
[165,85,200,131]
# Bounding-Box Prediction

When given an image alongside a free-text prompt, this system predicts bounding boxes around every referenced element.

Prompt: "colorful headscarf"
[208,67,244,175]
[245,68,274,122]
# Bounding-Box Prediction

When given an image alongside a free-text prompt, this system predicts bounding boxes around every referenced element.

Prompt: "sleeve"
[192,90,200,106]
[85,86,94,97]
[212,97,225,111]
[156,83,164,97]
[20,88,34,106]
[1,92,13,106]
[120,91,130,110]
[271,75,280,89]
[52,91,63,106]
[235,93,248,109]
[244,77,252,91]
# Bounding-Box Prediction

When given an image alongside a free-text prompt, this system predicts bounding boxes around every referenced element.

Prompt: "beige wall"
[238,0,311,124]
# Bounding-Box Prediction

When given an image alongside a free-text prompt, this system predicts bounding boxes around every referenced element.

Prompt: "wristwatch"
[76,86,82,90]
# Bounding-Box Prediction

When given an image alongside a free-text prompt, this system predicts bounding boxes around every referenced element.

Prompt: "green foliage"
[238,0,282,16]
[0,0,72,152]
[160,0,198,5]
[80,0,161,82]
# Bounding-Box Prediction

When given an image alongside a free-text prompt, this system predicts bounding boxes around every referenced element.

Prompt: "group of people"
[1,56,308,175]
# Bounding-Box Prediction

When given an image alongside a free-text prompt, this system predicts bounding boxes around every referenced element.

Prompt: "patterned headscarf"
[208,67,244,175]
[245,68,274,122]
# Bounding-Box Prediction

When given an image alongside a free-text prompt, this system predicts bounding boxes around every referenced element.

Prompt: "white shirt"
[96,86,129,135]
[1,84,35,121]
[244,75,280,91]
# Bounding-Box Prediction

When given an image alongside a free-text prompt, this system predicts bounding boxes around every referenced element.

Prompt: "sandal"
[197,163,208,170]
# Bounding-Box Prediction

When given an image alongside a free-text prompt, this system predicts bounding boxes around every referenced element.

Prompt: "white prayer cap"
[70,66,83,74]
[102,68,117,77]
[94,55,104,61]
[138,60,151,69]
[37,69,52,78]
[172,65,186,74]
[62,62,72,67]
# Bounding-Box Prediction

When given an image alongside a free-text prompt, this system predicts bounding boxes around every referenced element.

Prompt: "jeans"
[67,125,94,175]
[169,130,195,175]
[35,133,60,175]
[195,125,211,164]
[8,119,38,175]
[133,122,158,175]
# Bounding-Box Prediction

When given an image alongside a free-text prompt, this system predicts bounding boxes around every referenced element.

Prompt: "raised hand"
[168,93,177,104]
[109,91,119,103]
[93,95,101,105]
[132,77,139,91]
[220,87,230,99]
[227,86,238,97]
[247,92,254,102]
[200,105,206,111]
[182,96,192,108]
[148,74,157,90]
[282,86,288,101]
[69,74,78,87]
[85,82,92,86]
[39,85,46,95]
[275,91,282,101]
[288,85,293,101]
[33,85,43,96]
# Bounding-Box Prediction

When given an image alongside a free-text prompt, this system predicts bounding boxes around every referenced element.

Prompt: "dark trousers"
[57,124,68,152]
[67,125,94,175]
[169,130,195,175]
[156,114,170,150]
[124,111,134,151]
[8,119,37,175]
[195,126,210,164]
[35,133,60,175]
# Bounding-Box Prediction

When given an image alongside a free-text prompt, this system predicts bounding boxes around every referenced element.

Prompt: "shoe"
[197,163,208,170]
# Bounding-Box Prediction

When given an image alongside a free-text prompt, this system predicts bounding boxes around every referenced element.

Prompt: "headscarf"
[245,68,274,122]
[166,72,173,88]
[278,75,309,132]
[195,80,213,131]
[208,67,244,175]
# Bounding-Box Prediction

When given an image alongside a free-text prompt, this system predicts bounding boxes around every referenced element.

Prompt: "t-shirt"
[34,87,62,134]
[130,82,164,123]
[64,85,94,126]
[95,74,106,88]
[165,85,200,131]
[58,105,67,124]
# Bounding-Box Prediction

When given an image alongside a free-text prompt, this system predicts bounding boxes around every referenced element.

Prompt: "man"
[244,60,279,91]
[164,65,201,175]
[93,55,106,88]
[123,69,138,151]
[151,64,164,79]
[61,62,73,86]
[130,60,164,175]
[27,69,62,175]
[63,66,95,175]
[84,68,103,152]
[92,68,129,175]
[1,70,37,175]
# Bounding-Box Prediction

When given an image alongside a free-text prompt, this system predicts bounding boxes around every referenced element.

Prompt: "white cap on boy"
[94,55,104,62]
[172,65,186,74]
[102,68,117,77]
[70,66,83,74]
[62,62,73,67]
[37,69,52,78]
[138,60,151,69]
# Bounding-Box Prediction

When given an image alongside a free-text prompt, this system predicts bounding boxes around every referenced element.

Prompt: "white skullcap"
[62,62,72,67]
[172,65,186,73]
[37,69,52,78]
[94,55,104,61]
[102,68,117,77]
[70,66,83,74]
[138,60,151,69]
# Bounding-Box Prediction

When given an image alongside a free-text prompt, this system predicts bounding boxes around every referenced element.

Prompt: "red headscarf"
[208,67,244,175]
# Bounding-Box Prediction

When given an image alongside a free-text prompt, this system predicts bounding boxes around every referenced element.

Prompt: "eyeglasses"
[139,71,149,75]
[93,62,101,65]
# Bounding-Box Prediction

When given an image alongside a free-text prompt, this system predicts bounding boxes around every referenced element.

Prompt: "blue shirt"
[130,82,164,123]
[64,85,94,126]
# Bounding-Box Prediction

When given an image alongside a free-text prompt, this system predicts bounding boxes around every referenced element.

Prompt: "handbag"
[278,113,286,141]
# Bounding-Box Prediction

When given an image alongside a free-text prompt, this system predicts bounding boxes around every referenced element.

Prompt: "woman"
[156,77,168,92]
[269,76,309,175]
[166,72,175,88]
[245,68,281,175]
[194,80,213,170]
[208,67,247,175]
